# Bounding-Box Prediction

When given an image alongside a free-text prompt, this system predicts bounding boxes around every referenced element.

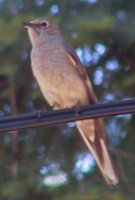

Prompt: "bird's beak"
[22,22,37,28]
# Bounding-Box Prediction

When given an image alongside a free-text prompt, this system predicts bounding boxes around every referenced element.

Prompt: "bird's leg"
[36,108,47,119]
[50,102,62,110]
[36,102,61,120]
[73,102,82,117]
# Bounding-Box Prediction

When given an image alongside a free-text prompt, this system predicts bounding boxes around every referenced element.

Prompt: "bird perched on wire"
[23,18,119,186]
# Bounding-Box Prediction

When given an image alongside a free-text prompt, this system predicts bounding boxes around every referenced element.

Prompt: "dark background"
[0,0,135,199]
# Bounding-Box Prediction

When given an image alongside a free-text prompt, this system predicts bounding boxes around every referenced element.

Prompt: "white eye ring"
[41,21,48,27]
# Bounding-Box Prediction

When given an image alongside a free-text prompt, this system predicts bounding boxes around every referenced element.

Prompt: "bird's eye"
[41,21,48,27]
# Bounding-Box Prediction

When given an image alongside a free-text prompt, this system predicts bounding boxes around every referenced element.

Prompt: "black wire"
[0,99,135,133]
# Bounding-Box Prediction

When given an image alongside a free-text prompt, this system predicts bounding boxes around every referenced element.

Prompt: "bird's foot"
[36,109,47,119]
[73,102,82,117]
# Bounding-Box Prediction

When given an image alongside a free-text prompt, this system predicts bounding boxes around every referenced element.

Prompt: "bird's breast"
[30,45,89,108]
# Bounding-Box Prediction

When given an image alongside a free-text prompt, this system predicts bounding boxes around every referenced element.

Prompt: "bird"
[23,18,119,186]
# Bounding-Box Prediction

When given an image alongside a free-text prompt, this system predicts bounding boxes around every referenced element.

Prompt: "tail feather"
[76,119,119,186]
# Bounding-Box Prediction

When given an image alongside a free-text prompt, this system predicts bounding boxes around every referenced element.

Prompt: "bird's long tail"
[76,118,119,186]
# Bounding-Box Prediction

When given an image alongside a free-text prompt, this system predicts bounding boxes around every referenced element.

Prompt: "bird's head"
[23,18,62,47]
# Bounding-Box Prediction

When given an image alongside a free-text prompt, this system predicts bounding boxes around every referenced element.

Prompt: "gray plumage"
[23,18,119,186]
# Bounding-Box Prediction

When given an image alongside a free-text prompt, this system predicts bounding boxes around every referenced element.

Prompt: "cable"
[0,99,135,132]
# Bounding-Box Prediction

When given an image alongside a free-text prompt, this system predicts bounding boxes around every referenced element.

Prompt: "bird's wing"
[63,41,119,186]
[63,41,97,104]
[63,41,105,139]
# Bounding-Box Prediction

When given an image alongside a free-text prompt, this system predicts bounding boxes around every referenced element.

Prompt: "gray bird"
[23,18,119,186]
